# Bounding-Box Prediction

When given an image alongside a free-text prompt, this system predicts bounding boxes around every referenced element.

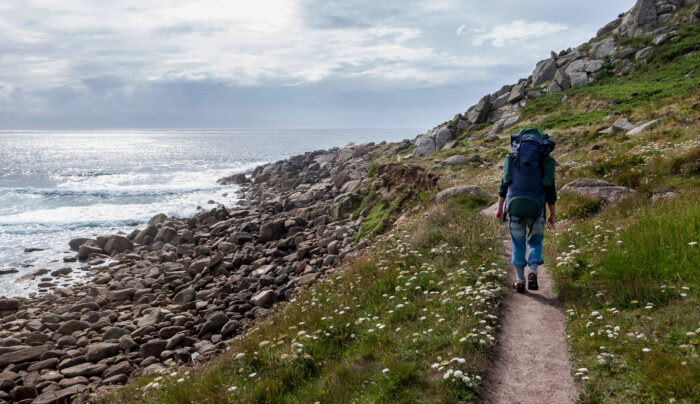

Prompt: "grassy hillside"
[107,197,505,403]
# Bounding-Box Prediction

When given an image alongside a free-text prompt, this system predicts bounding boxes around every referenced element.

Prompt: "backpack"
[502,128,556,218]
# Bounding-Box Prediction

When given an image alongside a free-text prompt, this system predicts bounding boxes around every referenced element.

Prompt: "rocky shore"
[0,141,415,403]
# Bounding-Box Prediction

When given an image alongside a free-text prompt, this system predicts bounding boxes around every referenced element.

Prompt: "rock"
[251,290,276,308]
[60,363,107,378]
[58,376,88,389]
[10,384,37,401]
[532,59,557,86]
[502,115,520,130]
[68,238,91,250]
[611,118,635,134]
[547,81,563,93]
[560,179,634,203]
[118,336,137,351]
[635,46,654,61]
[33,385,86,404]
[85,342,120,362]
[466,95,491,124]
[221,320,241,337]
[444,155,467,166]
[507,84,526,103]
[339,179,362,193]
[137,308,163,328]
[554,69,571,90]
[154,227,177,244]
[57,320,90,335]
[0,299,20,311]
[148,213,168,226]
[591,37,616,59]
[621,0,657,32]
[104,235,133,255]
[627,119,662,135]
[412,136,436,157]
[27,357,59,372]
[140,339,167,359]
[103,327,130,341]
[173,287,195,305]
[259,220,286,242]
[569,72,589,87]
[651,191,677,201]
[108,288,136,303]
[198,312,229,336]
[434,127,453,150]
[0,268,19,275]
[652,33,670,46]
[435,186,492,204]
[217,173,249,185]
[78,244,103,260]
[50,267,72,277]
[0,345,49,366]
[103,373,128,385]
[597,18,622,37]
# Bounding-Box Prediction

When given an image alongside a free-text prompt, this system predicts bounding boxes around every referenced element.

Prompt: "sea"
[0,129,415,297]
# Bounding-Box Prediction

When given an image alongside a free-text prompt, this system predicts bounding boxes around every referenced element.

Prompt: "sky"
[0,0,637,130]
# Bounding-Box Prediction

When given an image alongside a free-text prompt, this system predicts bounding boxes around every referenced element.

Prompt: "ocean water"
[0,129,414,297]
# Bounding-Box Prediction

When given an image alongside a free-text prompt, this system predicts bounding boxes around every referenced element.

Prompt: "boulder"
[148,213,168,226]
[591,37,616,59]
[198,311,229,336]
[154,226,177,244]
[652,33,670,46]
[217,173,249,185]
[502,115,520,130]
[621,0,657,31]
[560,179,634,203]
[531,59,557,86]
[85,342,120,362]
[0,345,49,366]
[434,127,453,150]
[569,72,589,87]
[33,385,87,404]
[57,320,90,335]
[173,287,195,305]
[635,46,654,61]
[611,118,635,134]
[435,186,493,204]
[412,136,436,157]
[0,299,20,311]
[627,119,662,135]
[78,244,103,260]
[554,69,571,90]
[104,235,133,255]
[507,84,526,103]
[68,238,91,250]
[136,308,163,328]
[466,95,492,124]
[140,339,167,359]
[251,290,276,308]
[444,155,467,166]
[259,220,286,242]
[60,363,107,378]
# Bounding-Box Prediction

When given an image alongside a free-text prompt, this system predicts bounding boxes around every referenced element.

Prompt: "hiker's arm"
[547,203,555,228]
[496,196,506,220]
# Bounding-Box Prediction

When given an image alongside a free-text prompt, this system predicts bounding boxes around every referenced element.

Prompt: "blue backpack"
[503,128,556,218]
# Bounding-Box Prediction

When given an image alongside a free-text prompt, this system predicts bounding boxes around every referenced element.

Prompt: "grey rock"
[78,244,103,260]
[569,72,589,87]
[103,235,133,255]
[251,290,276,308]
[60,363,107,378]
[68,238,91,250]
[173,287,195,305]
[591,37,616,59]
[57,320,90,335]
[532,59,557,86]
[140,339,167,359]
[435,186,492,204]
[502,115,520,130]
[85,342,120,362]
[627,119,662,135]
[621,0,657,30]
[507,84,526,103]
[554,69,571,90]
[412,136,436,157]
[0,345,49,366]
[635,46,654,61]
[136,308,163,328]
[560,179,634,203]
[611,118,635,134]
[547,81,563,93]
[199,311,229,336]
[259,220,285,242]
[652,33,670,46]
[154,226,177,244]
[103,327,130,341]
[444,155,467,166]
[491,92,511,110]
[434,127,453,150]
[118,335,137,351]
[466,95,491,124]
[33,385,86,404]
[597,18,622,37]
[148,213,168,226]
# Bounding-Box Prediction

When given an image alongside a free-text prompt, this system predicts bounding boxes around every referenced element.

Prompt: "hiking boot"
[528,272,539,290]
[513,281,525,293]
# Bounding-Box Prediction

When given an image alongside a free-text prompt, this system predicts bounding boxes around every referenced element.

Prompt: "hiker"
[496,128,557,293]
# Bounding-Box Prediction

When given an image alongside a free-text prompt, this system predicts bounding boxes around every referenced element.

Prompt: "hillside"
[40,1,700,403]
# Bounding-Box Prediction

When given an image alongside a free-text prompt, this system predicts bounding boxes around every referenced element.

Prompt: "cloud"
[471,20,569,47]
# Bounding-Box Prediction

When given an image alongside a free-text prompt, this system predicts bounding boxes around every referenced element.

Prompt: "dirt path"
[480,210,577,403]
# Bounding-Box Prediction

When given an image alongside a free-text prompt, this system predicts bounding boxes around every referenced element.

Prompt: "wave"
[0,186,221,198]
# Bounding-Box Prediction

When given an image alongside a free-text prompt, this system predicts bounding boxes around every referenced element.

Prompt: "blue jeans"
[508,213,545,283]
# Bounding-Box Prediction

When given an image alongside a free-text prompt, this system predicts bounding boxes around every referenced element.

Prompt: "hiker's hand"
[547,213,555,228]
[496,208,504,221]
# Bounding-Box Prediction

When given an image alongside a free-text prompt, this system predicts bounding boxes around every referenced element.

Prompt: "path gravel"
[480,210,577,403]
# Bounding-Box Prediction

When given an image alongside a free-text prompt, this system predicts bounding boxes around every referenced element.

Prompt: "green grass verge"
[547,192,700,403]
[105,198,506,403]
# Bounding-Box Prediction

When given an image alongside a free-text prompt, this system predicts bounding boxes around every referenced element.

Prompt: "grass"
[105,197,506,404]
[546,192,700,403]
